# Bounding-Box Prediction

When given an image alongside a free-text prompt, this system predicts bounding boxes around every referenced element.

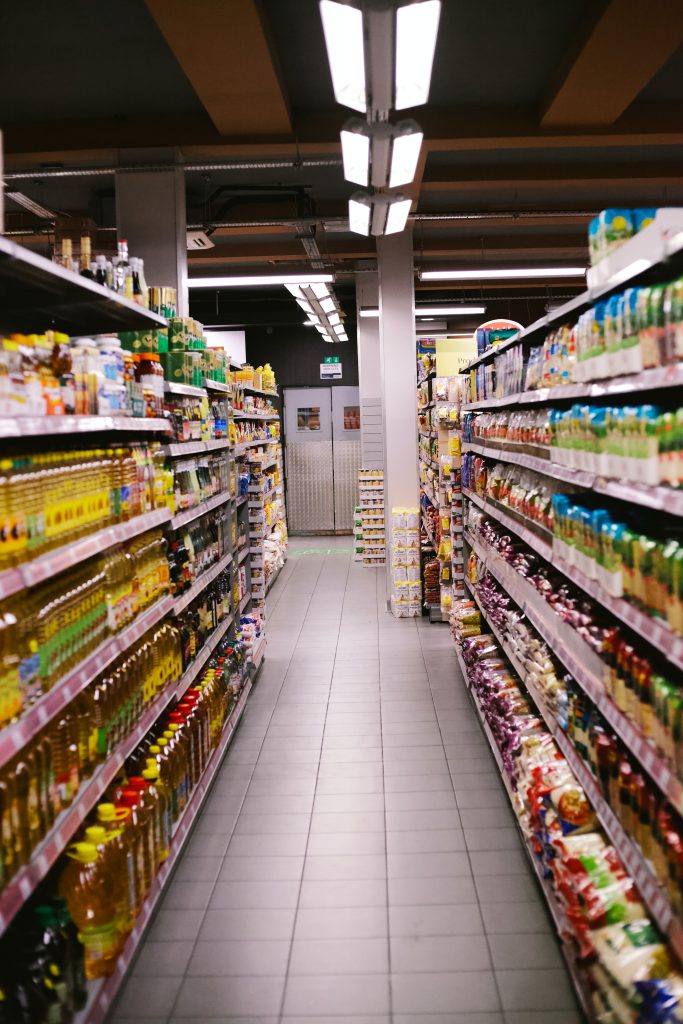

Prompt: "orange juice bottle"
[126,777,164,870]
[58,842,118,979]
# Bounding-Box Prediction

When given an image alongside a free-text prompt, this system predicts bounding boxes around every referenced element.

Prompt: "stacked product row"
[417,364,466,620]
[357,469,386,565]
[233,366,288,608]
[458,212,683,1022]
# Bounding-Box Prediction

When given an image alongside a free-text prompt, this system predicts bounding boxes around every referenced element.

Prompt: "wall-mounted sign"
[320,361,342,379]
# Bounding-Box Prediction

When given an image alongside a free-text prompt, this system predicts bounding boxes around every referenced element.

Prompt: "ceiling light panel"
[415,305,486,315]
[395,1,442,110]
[341,122,371,186]
[349,195,372,236]
[385,196,412,235]
[419,267,586,281]
[319,0,366,112]
[320,296,336,314]
[388,124,423,187]
[189,273,334,288]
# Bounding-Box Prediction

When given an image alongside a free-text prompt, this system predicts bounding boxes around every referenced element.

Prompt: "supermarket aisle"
[110,537,582,1024]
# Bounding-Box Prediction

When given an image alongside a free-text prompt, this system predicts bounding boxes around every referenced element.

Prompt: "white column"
[115,167,188,315]
[355,269,384,469]
[377,230,418,598]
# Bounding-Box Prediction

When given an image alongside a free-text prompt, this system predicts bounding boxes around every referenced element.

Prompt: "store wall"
[245,326,359,390]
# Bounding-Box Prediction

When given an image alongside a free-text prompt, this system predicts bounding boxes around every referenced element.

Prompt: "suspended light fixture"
[419,267,587,281]
[340,118,423,188]
[349,192,411,237]
[319,0,441,118]
[189,273,334,288]
[283,281,348,342]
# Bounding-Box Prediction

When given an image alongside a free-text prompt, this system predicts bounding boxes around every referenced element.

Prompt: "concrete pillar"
[115,167,188,315]
[377,230,419,597]
[355,268,384,469]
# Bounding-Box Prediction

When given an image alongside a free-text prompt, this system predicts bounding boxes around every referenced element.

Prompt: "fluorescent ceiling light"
[349,194,372,236]
[189,273,334,288]
[333,323,345,335]
[303,320,318,327]
[341,117,423,189]
[395,1,441,110]
[5,191,57,219]
[419,267,586,281]
[359,308,379,318]
[416,305,486,315]
[319,0,366,112]
[339,333,348,341]
[297,299,313,314]
[341,122,370,186]
[385,196,412,235]
[285,284,303,298]
[315,324,327,334]
[320,296,336,313]
[328,312,341,326]
[389,124,423,187]
[310,282,330,299]
[306,314,320,325]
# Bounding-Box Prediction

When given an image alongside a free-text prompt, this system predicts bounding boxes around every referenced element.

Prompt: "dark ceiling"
[1,0,683,334]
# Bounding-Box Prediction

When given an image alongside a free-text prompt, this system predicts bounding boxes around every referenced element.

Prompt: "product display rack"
[358,470,386,566]
[417,361,466,621]
[458,224,683,1015]
[0,244,269,1019]
[233,384,288,610]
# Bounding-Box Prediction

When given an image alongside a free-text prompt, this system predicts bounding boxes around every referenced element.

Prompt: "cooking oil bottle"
[58,842,119,979]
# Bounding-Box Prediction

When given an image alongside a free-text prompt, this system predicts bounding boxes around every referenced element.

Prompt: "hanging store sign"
[320,361,343,379]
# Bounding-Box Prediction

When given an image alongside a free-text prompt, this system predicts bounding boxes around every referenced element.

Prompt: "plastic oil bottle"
[58,842,118,980]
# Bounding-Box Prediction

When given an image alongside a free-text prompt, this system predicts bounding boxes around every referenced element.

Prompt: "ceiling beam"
[144,0,291,136]
[421,161,683,192]
[4,103,683,161]
[188,233,587,265]
[541,0,683,127]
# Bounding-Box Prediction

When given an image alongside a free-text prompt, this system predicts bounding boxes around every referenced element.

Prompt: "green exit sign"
[323,355,341,363]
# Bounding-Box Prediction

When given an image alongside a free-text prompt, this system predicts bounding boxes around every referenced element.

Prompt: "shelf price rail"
[461,569,683,963]
[0,607,236,937]
[74,675,254,1024]
[463,440,683,518]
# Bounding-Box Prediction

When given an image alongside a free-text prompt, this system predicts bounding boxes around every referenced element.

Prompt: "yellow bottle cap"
[142,768,158,781]
[67,842,98,863]
[148,745,161,755]
[84,826,107,844]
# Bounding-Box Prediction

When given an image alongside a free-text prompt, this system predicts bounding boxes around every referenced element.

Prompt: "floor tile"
[199,907,296,941]
[294,906,388,940]
[300,877,387,907]
[283,973,390,1016]
[388,874,477,905]
[187,939,290,976]
[480,900,553,934]
[389,903,484,937]
[289,937,389,975]
[303,853,387,880]
[496,968,577,1011]
[219,855,304,881]
[173,975,285,1017]
[390,934,492,973]
[391,970,501,1013]
[488,933,563,970]
[113,976,182,1018]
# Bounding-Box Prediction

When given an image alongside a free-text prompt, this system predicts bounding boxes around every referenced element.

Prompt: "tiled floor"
[110,537,583,1024]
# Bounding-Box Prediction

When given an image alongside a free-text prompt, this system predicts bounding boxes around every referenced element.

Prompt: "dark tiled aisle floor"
[111,537,582,1024]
